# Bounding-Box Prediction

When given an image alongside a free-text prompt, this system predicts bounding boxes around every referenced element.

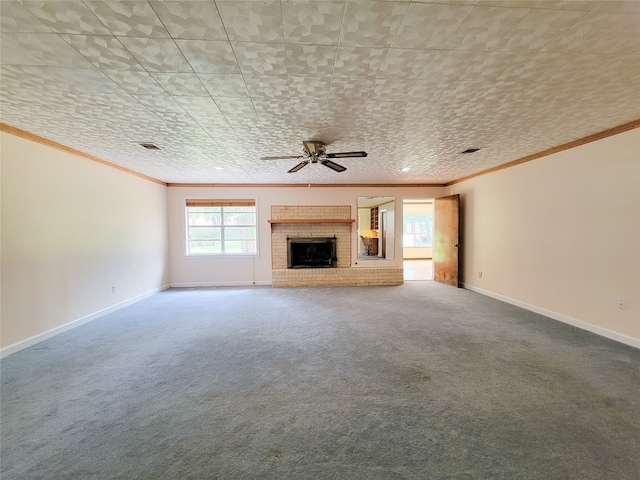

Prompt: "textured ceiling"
[1,0,639,185]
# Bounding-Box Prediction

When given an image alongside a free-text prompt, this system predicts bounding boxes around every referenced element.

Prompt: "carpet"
[2,282,638,479]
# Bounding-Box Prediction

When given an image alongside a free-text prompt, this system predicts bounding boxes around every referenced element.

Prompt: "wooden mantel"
[268,219,355,224]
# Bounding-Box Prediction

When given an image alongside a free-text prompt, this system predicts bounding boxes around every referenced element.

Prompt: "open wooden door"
[433,194,460,287]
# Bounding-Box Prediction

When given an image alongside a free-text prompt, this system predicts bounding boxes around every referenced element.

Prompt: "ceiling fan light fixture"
[303,140,324,155]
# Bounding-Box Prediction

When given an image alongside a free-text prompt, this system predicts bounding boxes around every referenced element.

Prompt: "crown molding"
[0,123,167,186]
[446,118,640,186]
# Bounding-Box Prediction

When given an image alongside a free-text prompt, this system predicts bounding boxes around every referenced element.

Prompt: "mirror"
[357,197,395,260]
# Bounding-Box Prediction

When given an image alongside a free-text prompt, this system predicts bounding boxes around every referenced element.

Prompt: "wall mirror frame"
[357,197,395,260]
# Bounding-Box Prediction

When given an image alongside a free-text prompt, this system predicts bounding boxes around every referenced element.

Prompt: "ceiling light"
[461,148,480,154]
[402,167,410,172]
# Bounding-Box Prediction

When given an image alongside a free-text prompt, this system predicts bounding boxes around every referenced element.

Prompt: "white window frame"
[185,199,258,256]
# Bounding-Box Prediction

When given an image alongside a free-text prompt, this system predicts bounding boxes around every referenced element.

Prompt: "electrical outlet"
[112,285,116,294]
[478,271,483,279]
[617,298,626,310]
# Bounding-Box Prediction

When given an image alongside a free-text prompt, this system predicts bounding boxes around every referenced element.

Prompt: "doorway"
[402,198,433,281]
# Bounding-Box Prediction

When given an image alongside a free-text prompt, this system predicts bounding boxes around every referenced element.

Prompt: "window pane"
[189,206,221,213]
[224,240,257,254]
[189,206,222,216]
[416,233,432,247]
[226,206,254,213]
[189,241,222,254]
[403,234,415,247]
[189,227,221,240]
[188,211,221,226]
[224,226,256,241]
[414,221,427,232]
[223,211,256,226]
[403,211,433,247]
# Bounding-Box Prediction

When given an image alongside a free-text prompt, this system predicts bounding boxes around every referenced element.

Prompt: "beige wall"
[167,186,446,286]
[1,133,170,353]
[448,128,640,344]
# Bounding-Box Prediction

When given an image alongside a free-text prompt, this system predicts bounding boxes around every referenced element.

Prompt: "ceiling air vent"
[461,148,480,154]
[139,143,160,150]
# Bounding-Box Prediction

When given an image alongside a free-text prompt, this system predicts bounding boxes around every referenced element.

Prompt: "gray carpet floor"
[1,282,639,479]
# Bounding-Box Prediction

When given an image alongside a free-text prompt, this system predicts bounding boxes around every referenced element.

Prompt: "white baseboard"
[1,284,171,359]
[461,283,640,349]
[170,281,272,288]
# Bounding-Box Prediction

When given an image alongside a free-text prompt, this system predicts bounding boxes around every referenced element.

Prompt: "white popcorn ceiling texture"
[1,0,639,185]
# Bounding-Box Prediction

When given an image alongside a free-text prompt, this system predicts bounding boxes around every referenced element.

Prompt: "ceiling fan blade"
[260,155,302,160]
[324,151,367,158]
[321,160,347,173]
[288,161,309,173]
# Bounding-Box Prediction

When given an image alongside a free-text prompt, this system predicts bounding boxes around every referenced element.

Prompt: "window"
[186,199,257,255]
[403,210,433,248]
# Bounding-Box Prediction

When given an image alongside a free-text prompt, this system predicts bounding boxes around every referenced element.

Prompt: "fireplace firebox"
[287,237,337,268]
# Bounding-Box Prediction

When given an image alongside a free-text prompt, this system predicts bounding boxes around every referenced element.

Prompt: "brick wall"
[270,205,351,221]
[270,205,403,287]
[272,267,404,287]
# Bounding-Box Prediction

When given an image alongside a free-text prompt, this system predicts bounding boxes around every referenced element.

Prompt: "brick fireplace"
[269,205,403,287]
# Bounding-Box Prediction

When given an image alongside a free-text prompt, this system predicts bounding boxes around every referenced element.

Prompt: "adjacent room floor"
[403,259,433,281]
[2,283,638,479]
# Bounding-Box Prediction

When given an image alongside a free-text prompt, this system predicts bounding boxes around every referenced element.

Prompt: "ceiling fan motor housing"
[303,141,326,156]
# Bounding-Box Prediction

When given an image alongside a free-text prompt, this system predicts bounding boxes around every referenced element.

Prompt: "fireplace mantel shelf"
[268,219,355,224]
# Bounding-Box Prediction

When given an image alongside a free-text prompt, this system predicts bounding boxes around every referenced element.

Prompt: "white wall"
[167,186,446,286]
[1,132,170,353]
[449,128,640,345]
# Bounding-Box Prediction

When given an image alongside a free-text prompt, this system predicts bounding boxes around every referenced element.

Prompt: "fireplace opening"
[287,236,337,268]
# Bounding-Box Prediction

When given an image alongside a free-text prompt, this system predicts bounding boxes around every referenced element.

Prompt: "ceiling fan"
[260,141,367,173]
